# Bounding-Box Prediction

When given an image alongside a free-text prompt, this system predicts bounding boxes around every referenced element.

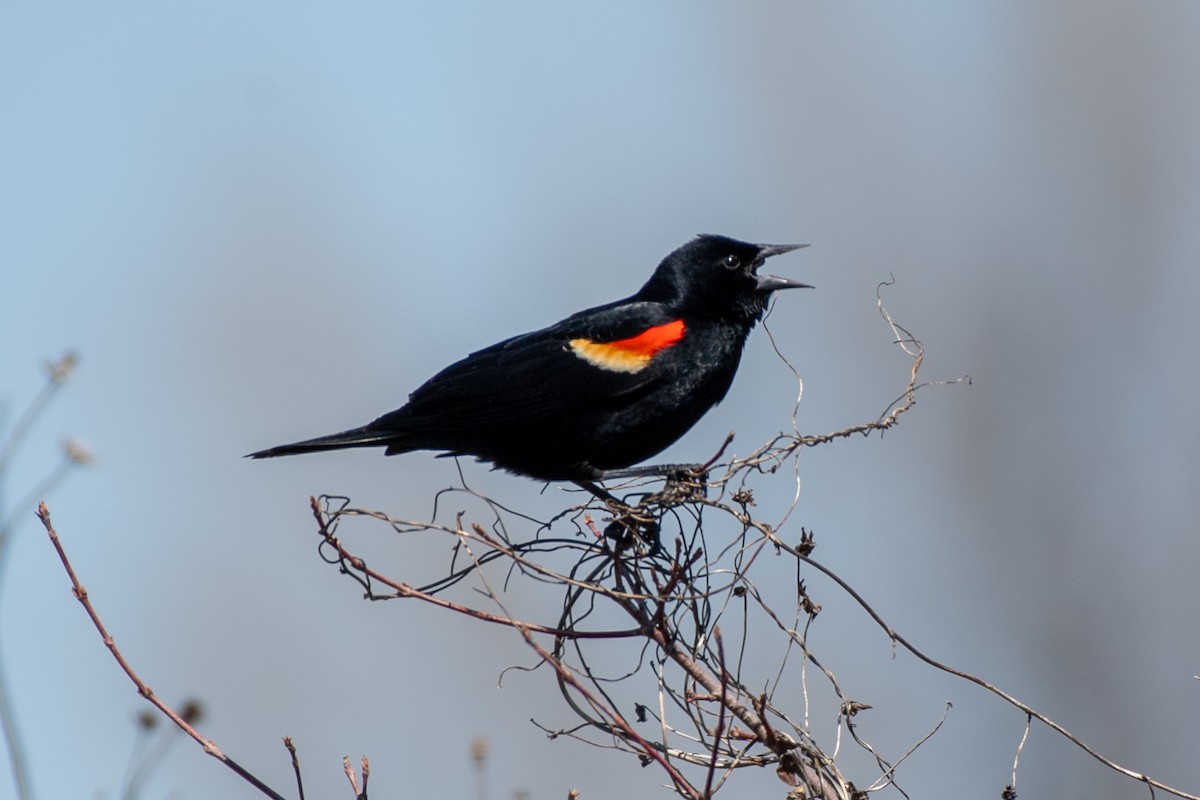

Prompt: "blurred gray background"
[3,3,1198,798]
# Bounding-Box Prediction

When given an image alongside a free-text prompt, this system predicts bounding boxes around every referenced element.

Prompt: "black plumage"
[248,234,810,484]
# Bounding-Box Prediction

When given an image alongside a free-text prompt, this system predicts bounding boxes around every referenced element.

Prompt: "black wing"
[373,300,685,432]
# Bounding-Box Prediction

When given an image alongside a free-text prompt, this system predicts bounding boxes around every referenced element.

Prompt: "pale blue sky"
[3,3,1199,798]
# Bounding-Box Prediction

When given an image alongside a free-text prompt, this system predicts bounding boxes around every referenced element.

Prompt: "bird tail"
[246,426,399,459]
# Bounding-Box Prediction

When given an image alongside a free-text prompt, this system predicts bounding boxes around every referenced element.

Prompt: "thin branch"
[296,288,1192,800]
[309,497,645,640]
[784,541,1200,800]
[864,702,951,793]
[1006,714,1032,800]
[701,627,728,799]
[0,352,83,800]
[284,737,306,800]
[343,755,369,800]
[36,502,286,800]
[0,352,77,477]
[456,531,703,800]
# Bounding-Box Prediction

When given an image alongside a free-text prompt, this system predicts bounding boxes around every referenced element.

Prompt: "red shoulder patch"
[569,319,686,373]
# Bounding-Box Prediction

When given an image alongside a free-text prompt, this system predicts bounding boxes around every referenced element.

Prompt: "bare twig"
[701,626,728,799]
[295,289,1192,800]
[782,541,1200,800]
[284,737,305,800]
[0,352,85,800]
[309,497,645,640]
[864,702,951,793]
[343,755,369,799]
[37,502,286,800]
[459,529,704,799]
[1008,714,1032,799]
[0,351,77,477]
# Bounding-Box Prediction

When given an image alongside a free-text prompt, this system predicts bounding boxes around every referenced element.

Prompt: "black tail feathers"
[246,426,397,459]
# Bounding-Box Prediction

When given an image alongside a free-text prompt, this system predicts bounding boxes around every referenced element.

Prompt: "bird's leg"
[599,464,710,505]
[574,480,662,554]
[574,480,622,506]
[596,462,707,482]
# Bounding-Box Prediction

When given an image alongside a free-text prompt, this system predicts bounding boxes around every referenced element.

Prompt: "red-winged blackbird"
[249,235,810,491]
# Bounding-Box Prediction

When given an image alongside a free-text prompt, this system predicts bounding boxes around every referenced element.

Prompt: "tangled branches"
[303,293,1197,800]
[310,487,864,799]
[305,294,951,799]
[36,292,1198,798]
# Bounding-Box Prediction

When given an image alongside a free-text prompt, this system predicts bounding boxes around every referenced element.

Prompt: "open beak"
[754,243,812,292]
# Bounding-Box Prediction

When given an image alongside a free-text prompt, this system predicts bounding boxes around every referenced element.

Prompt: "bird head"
[639,234,811,323]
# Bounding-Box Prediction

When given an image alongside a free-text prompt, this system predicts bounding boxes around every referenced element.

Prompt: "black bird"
[249,235,810,492]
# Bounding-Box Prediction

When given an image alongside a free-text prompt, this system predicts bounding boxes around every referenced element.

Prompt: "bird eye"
[723,254,741,270]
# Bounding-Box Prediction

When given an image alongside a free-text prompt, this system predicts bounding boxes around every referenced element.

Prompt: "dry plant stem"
[343,755,369,798]
[456,535,703,800]
[784,540,1200,800]
[1010,715,1031,797]
[0,352,76,477]
[284,737,306,800]
[529,621,700,799]
[36,502,286,800]
[701,628,729,800]
[0,353,82,800]
[313,503,848,794]
[864,703,951,793]
[710,283,970,497]
[612,565,845,799]
[309,497,641,640]
[303,295,1192,800]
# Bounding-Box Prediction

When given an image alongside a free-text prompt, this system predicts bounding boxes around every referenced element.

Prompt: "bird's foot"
[596,462,705,482]
[602,516,661,556]
[594,462,709,499]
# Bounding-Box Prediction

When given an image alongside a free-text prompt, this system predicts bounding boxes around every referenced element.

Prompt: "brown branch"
[610,565,846,799]
[309,496,644,640]
[296,291,1193,800]
[781,538,1200,800]
[454,531,703,800]
[701,627,729,799]
[1007,714,1032,799]
[37,502,286,800]
[525,621,702,799]
[283,737,305,800]
[713,284,970,490]
[343,755,369,799]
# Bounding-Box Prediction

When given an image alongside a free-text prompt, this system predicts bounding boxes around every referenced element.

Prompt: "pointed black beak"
[755,243,812,292]
[758,243,807,259]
